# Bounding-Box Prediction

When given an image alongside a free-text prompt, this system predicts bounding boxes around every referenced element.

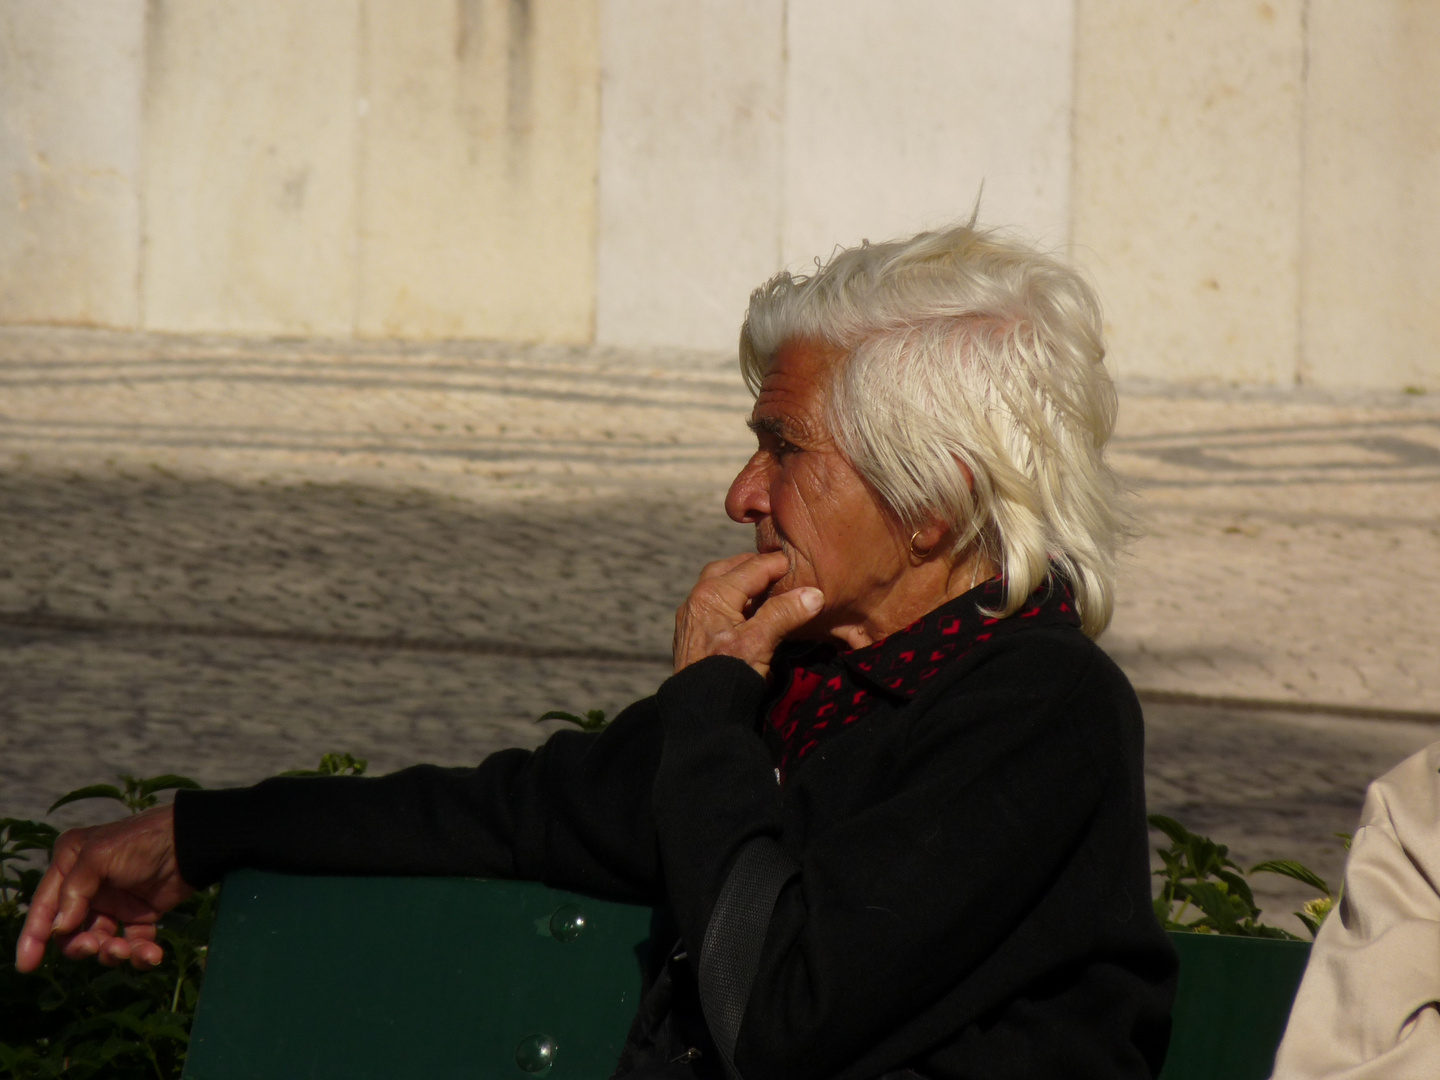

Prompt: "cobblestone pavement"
[3,327,1439,934]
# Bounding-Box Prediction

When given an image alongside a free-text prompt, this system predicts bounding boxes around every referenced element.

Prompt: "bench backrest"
[185,870,652,1079]
[184,871,1309,1079]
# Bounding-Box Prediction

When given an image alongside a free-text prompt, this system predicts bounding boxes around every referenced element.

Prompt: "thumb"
[52,858,102,936]
[749,587,824,647]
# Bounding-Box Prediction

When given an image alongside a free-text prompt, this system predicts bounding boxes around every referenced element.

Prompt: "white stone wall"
[0,1,1436,389]
[0,0,599,344]
[595,0,1073,352]
[1071,0,1440,390]
[0,0,145,328]
[1071,0,1306,386]
[1300,1,1440,391]
[595,0,785,352]
[356,0,600,342]
[778,0,1074,268]
[141,1,363,336]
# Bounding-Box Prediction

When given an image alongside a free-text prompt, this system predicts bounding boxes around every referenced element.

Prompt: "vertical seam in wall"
[352,0,368,338]
[1294,0,1311,386]
[1065,0,1081,255]
[776,0,790,272]
[135,1,155,330]
[588,0,603,345]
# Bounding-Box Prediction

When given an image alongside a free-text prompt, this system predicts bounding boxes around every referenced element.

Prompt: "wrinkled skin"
[702,337,994,652]
[16,336,994,975]
[14,804,191,973]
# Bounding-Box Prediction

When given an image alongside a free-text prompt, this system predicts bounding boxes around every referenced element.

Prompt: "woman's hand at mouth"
[673,551,824,678]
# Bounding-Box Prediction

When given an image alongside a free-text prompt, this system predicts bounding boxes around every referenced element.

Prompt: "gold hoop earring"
[908,530,936,561]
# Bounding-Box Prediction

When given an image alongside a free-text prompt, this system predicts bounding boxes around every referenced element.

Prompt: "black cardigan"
[175,625,1176,1080]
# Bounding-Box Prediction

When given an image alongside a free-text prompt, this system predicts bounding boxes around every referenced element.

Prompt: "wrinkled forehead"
[749,338,846,435]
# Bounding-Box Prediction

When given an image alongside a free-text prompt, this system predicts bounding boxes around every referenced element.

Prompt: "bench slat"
[184,870,653,1079]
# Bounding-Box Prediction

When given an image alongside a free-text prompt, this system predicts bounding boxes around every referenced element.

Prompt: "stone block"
[140,0,361,336]
[0,1,144,328]
[1300,1,1440,392]
[782,0,1075,266]
[1072,0,1305,385]
[595,0,784,351]
[356,0,600,342]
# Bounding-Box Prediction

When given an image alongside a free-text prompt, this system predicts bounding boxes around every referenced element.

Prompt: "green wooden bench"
[183,870,1311,1080]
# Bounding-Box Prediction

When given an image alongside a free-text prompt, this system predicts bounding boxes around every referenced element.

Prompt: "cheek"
[806,465,903,581]
[776,463,829,526]
[766,477,819,574]
[777,463,862,571]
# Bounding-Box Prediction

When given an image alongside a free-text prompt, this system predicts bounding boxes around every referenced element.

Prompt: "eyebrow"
[747,415,799,442]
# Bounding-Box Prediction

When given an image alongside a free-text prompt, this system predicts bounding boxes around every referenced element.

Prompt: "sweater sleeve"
[653,643,1138,1080]
[1271,740,1440,1080]
[173,694,666,905]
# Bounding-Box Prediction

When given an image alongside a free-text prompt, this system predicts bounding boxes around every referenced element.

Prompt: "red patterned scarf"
[763,573,1081,782]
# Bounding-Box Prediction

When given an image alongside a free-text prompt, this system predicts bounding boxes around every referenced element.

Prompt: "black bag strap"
[697,836,801,1080]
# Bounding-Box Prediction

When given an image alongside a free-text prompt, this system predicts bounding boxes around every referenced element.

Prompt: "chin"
[771,573,814,597]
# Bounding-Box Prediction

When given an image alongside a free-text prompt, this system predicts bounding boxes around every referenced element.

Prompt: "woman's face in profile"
[725,339,911,638]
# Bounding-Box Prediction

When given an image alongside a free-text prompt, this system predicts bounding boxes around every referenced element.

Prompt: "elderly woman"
[17,225,1176,1079]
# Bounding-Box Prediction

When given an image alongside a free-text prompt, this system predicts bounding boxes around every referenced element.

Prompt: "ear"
[908,519,950,562]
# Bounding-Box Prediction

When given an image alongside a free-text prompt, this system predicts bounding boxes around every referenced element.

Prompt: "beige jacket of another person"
[1271,740,1440,1079]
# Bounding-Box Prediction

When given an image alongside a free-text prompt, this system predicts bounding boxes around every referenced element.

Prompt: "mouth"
[750,527,794,610]
[754,523,784,556]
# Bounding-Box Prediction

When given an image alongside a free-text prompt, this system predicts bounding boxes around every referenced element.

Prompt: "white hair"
[739,223,1128,638]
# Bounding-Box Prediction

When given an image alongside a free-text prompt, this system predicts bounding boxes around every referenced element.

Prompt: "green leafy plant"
[2,773,212,1079]
[1251,831,1353,937]
[0,754,366,1079]
[1149,814,1343,940]
[538,708,610,733]
[278,752,369,778]
[48,775,201,817]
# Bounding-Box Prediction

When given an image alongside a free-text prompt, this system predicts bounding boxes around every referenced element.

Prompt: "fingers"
[52,854,104,937]
[58,912,119,963]
[697,552,756,582]
[14,834,84,973]
[59,919,162,970]
[127,936,165,970]
[14,917,51,974]
[748,587,825,650]
[14,808,186,974]
[675,551,808,677]
[698,550,788,589]
[96,926,163,970]
[704,552,790,612]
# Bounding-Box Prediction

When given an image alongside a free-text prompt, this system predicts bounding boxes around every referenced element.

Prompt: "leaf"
[316,753,368,776]
[1,817,60,854]
[539,708,609,732]
[1178,880,1248,931]
[1151,895,1174,926]
[1214,869,1258,915]
[15,865,47,905]
[1147,814,1193,847]
[1187,834,1240,877]
[1335,831,1354,852]
[279,752,368,778]
[48,785,127,814]
[1251,859,1330,895]
[38,980,68,1011]
[136,775,202,799]
[1297,896,1334,938]
[1153,849,1185,879]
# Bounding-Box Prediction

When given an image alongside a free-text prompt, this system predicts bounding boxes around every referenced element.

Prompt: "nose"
[725,451,772,524]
